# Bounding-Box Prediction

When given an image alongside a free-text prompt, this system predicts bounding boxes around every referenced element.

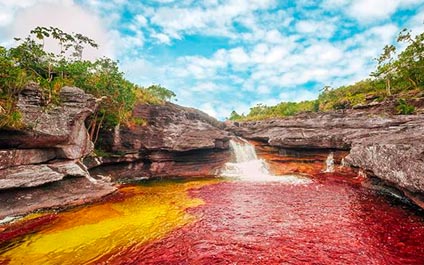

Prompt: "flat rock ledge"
[0,177,116,220]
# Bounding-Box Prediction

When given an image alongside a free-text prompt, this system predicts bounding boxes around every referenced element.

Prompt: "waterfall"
[220,139,311,184]
[229,138,258,162]
[323,152,335,173]
[340,158,348,167]
[357,169,367,179]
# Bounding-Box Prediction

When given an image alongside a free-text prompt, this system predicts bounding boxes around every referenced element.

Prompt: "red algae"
[1,168,424,264]
[99,174,424,264]
[0,214,58,245]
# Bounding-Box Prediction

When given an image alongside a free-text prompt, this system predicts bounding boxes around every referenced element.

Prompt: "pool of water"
[1,174,424,264]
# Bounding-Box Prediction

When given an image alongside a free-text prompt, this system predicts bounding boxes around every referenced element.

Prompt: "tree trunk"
[408,77,418,89]
[93,112,105,145]
[386,78,392,96]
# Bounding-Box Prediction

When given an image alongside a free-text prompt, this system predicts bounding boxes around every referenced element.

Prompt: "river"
[1,140,424,264]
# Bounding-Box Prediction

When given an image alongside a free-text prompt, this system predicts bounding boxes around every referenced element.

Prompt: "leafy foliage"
[229,100,319,121]
[396,99,415,115]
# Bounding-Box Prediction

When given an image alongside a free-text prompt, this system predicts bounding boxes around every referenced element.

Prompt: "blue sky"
[1,0,423,119]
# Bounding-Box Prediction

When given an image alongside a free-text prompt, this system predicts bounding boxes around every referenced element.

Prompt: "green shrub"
[396,99,415,115]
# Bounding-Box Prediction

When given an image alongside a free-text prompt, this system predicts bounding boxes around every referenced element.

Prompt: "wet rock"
[90,149,231,181]
[84,153,141,170]
[0,161,90,190]
[0,165,63,190]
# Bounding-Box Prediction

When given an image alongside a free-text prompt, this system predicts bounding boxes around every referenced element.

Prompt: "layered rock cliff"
[0,84,116,219]
[86,102,231,180]
[0,85,231,219]
[226,109,424,204]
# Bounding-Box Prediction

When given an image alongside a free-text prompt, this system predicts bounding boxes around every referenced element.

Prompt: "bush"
[396,99,415,115]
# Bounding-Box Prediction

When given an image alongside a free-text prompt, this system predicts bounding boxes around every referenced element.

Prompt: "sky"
[0,0,423,119]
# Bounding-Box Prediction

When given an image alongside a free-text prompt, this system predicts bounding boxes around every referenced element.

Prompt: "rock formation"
[86,102,231,180]
[0,84,115,219]
[0,85,231,219]
[226,108,424,204]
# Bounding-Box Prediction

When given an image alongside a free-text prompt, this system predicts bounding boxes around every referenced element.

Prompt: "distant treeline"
[229,28,424,121]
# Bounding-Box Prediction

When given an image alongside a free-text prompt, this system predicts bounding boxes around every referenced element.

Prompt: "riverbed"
[1,141,424,264]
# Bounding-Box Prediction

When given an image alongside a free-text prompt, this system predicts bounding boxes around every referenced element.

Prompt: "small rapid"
[323,152,335,173]
[220,138,311,184]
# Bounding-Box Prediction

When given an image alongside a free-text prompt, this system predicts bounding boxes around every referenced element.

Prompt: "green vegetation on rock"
[0,26,175,133]
[229,28,424,121]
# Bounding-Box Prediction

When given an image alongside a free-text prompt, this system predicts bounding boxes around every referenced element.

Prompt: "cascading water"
[220,138,311,184]
[323,152,335,173]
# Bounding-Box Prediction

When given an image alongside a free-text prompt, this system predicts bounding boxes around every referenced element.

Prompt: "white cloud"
[348,0,422,22]
[350,0,398,21]
[148,0,277,41]
[134,14,148,27]
[408,8,424,36]
[0,0,113,59]
[296,20,336,38]
[257,85,271,94]
[279,89,317,102]
[228,47,249,65]
[152,32,171,44]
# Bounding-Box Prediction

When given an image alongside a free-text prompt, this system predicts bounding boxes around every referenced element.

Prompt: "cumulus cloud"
[296,20,336,38]
[0,0,113,59]
[148,0,277,41]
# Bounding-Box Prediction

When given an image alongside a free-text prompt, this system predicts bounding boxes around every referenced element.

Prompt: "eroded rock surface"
[0,84,116,218]
[90,102,231,180]
[227,111,423,150]
[345,126,424,193]
[0,84,96,159]
[0,177,116,219]
[0,85,98,188]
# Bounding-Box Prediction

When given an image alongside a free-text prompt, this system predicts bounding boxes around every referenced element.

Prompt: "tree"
[229,110,243,120]
[146,84,176,102]
[372,44,396,96]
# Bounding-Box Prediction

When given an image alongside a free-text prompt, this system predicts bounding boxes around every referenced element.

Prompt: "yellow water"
[0,178,219,265]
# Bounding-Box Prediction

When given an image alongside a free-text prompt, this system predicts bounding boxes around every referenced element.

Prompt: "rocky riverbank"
[226,106,424,207]
[1,85,423,220]
[0,84,116,219]
[0,85,230,220]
